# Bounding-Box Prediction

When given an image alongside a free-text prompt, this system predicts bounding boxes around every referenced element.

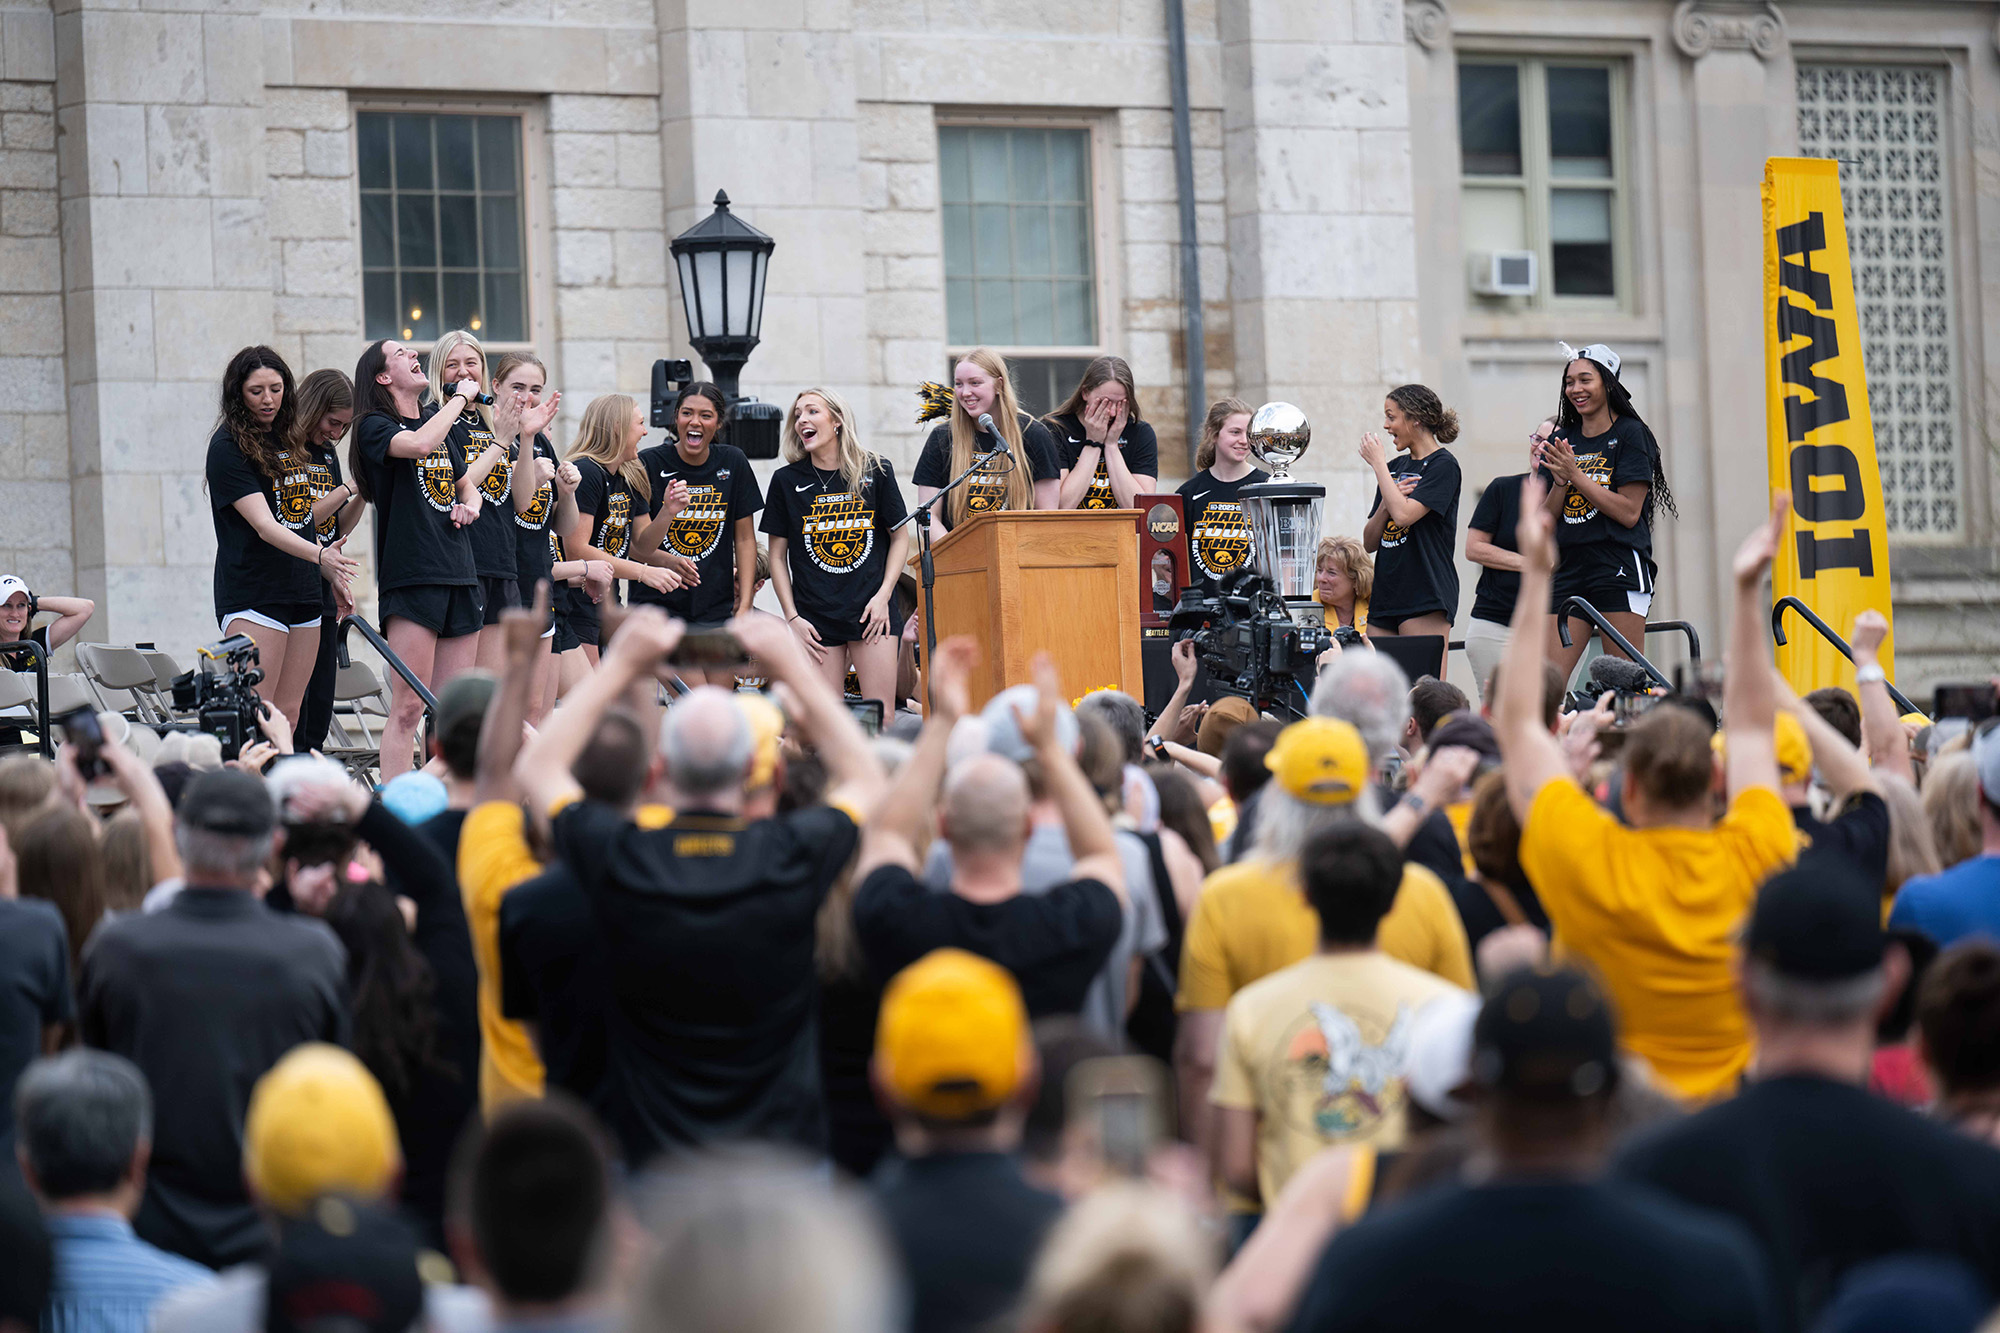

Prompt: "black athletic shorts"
[219,603,323,633]
[797,600,909,648]
[552,605,580,654]
[479,575,521,627]
[379,583,484,640]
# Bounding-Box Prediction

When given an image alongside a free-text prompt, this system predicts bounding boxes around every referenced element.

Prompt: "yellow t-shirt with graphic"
[1519,779,1798,1101]
[1177,857,1474,1012]
[1211,950,1462,1205]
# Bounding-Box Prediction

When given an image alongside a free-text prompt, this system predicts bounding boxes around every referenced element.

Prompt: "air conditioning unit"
[1470,250,1538,297]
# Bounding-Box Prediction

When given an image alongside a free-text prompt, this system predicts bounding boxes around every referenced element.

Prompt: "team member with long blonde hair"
[761,388,910,715]
[563,393,682,664]
[427,331,518,672]
[206,345,360,728]
[290,368,364,752]
[912,348,1061,530]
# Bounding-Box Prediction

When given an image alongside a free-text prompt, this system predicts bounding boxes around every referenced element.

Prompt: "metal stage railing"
[0,638,53,758]
[1770,596,1923,717]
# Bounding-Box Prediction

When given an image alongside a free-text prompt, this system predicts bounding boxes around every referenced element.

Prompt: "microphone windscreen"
[976,412,996,436]
[1587,656,1652,695]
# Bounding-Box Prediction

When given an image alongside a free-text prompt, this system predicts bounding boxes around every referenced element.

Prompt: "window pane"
[361,192,393,268]
[1008,357,1091,417]
[1551,189,1613,295]
[946,278,976,344]
[942,203,972,277]
[439,194,478,269]
[970,129,1009,203]
[358,113,391,190]
[1050,205,1090,276]
[1048,131,1088,202]
[480,195,521,270]
[938,128,970,204]
[364,271,396,339]
[1014,206,1051,275]
[1459,63,1522,176]
[443,270,482,332]
[1015,279,1053,345]
[400,271,438,341]
[974,278,1014,342]
[392,115,432,190]
[1011,131,1048,202]
[1054,279,1094,345]
[973,204,1010,275]
[484,272,524,342]
[1460,185,1527,251]
[435,115,476,191]
[1548,66,1612,178]
[477,117,517,193]
[397,194,436,269]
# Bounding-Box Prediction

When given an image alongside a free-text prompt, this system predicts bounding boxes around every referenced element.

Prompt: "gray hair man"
[15,1050,213,1326]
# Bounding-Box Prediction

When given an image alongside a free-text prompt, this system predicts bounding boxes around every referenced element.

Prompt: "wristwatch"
[1855,663,1887,685]
[1148,735,1170,759]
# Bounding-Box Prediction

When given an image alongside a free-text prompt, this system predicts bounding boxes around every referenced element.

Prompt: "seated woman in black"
[912,347,1061,530]
[1534,342,1675,683]
[349,338,485,776]
[207,345,359,729]
[1048,355,1157,510]
[561,393,682,666]
[290,367,364,754]
[1361,383,1463,673]
[761,387,910,717]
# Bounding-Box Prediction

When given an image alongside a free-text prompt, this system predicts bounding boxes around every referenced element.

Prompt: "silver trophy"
[1242,402,1326,629]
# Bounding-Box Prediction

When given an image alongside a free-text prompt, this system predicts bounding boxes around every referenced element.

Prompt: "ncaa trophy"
[1240,403,1325,630]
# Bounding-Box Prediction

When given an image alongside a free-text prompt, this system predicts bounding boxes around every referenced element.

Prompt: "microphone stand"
[892,447,1009,714]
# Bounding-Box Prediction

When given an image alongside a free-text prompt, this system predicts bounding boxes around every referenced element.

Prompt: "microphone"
[976,412,997,437]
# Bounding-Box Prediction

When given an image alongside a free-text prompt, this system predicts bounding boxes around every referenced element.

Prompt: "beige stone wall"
[0,3,73,643]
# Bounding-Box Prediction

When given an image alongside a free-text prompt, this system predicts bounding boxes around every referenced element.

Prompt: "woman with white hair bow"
[1533,342,1677,683]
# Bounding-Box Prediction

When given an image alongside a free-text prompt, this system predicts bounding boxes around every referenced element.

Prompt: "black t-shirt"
[0,898,70,1155]
[1176,467,1272,591]
[873,1152,1065,1333]
[456,410,517,580]
[78,888,348,1269]
[303,445,344,544]
[1794,791,1891,894]
[758,458,909,629]
[1283,1178,1778,1333]
[551,800,860,1164]
[1540,415,1658,553]
[1445,872,1550,960]
[1617,1075,2000,1330]
[206,426,320,616]
[851,864,1120,1019]
[572,455,637,564]
[633,442,764,623]
[509,433,560,600]
[912,416,1062,528]
[1467,472,1526,626]
[498,863,609,1109]
[1367,447,1461,620]
[355,408,476,592]
[1048,413,1160,509]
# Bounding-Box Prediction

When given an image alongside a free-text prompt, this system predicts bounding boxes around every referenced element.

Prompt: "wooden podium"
[918,509,1144,710]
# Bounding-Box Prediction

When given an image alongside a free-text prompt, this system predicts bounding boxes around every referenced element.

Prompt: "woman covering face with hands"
[1049,356,1158,510]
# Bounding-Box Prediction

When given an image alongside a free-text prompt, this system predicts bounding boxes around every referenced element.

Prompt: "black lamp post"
[669,190,775,405]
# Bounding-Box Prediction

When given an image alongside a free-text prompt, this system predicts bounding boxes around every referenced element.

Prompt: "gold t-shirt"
[1210,950,1463,1205]
[1519,779,1798,1101]
[1177,857,1474,1012]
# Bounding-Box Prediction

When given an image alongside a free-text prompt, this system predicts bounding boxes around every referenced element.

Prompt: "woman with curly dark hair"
[1534,342,1676,681]
[206,345,359,726]
[1361,383,1462,663]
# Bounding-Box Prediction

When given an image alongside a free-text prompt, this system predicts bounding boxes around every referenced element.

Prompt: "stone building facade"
[0,0,1993,696]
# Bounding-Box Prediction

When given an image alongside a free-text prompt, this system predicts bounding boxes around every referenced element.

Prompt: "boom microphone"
[1587,656,1653,696]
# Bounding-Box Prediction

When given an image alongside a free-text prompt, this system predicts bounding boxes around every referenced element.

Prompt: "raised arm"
[728,610,886,817]
[30,594,96,650]
[1723,495,1788,799]
[1495,475,1570,820]
[1849,610,1914,784]
[1774,667,1879,802]
[383,395,465,459]
[1359,433,1430,529]
[516,606,683,817]
[851,637,976,881]
[1016,654,1126,903]
[475,583,552,805]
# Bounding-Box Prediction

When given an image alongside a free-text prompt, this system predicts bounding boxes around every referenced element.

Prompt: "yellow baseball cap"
[244,1044,402,1216]
[875,949,1028,1120]
[1264,717,1370,805]
[1710,712,1813,787]
[736,693,786,791]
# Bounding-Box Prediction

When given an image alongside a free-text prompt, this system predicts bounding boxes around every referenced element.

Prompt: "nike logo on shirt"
[1190,490,1211,501]
[795,484,816,492]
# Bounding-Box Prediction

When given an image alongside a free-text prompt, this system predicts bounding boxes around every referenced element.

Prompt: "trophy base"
[1240,480,1327,501]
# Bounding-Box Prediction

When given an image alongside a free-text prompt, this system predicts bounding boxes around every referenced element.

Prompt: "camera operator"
[260,754,479,1248]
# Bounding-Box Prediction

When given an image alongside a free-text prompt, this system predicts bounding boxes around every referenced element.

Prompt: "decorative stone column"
[1220,0,1422,518]
[53,0,274,654]
[1674,0,1791,637]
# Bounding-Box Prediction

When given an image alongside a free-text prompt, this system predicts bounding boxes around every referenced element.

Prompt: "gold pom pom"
[916,381,955,424]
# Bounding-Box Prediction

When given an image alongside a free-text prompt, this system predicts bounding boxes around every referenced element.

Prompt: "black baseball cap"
[1745,861,1885,982]
[1472,965,1619,1100]
[265,1195,425,1333]
[175,768,275,838]
[1426,712,1499,767]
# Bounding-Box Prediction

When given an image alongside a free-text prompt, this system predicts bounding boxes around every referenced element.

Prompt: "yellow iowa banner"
[1761,157,1895,692]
